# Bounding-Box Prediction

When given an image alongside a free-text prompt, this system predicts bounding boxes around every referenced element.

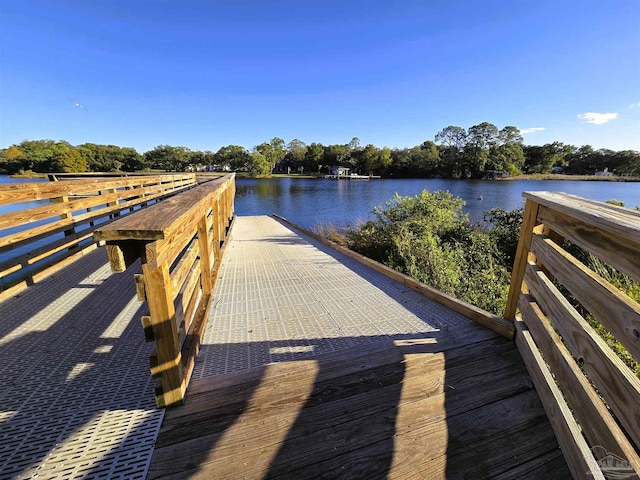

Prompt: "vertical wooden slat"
[142,252,185,408]
[55,195,76,239]
[215,198,223,256]
[106,187,120,218]
[197,215,213,295]
[518,295,640,472]
[504,199,540,320]
[514,319,605,480]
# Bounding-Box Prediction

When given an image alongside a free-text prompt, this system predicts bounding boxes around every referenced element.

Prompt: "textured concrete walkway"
[193,215,488,380]
[0,250,163,480]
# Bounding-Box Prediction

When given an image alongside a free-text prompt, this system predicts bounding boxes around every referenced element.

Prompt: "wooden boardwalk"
[4,176,636,479]
[148,216,570,479]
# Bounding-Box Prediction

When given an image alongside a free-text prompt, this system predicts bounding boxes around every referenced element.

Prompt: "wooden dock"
[3,174,638,479]
[0,214,568,479]
[146,215,569,479]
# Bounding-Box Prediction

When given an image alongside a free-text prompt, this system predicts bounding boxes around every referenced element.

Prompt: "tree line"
[1,122,638,177]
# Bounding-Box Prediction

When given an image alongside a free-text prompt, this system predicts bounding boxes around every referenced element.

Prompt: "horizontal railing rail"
[94,173,235,407]
[0,173,197,302]
[505,191,640,480]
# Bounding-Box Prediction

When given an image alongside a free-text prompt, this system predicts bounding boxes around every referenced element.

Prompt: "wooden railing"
[505,192,640,480]
[0,173,197,302]
[94,174,235,407]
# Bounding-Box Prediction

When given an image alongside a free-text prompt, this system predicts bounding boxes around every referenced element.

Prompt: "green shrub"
[346,190,510,314]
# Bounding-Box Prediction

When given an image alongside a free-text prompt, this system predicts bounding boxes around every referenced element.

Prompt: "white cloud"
[628,102,640,109]
[577,112,618,124]
[519,127,546,135]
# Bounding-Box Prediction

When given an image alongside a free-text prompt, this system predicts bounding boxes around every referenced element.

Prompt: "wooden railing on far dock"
[0,173,196,302]
[505,192,640,480]
[94,174,235,407]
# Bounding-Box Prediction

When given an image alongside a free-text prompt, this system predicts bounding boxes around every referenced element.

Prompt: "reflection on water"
[2,174,638,232]
[235,177,640,229]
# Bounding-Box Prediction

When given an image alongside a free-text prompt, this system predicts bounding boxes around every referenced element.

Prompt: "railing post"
[51,194,78,251]
[213,199,221,260]
[504,198,540,321]
[93,174,236,408]
[218,197,225,245]
[142,254,185,407]
[197,215,213,295]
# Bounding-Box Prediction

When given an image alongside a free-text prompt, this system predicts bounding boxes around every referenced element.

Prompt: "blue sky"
[1,0,639,153]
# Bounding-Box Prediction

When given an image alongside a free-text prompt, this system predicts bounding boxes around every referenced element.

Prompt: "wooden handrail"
[505,191,640,480]
[0,173,197,302]
[94,173,235,407]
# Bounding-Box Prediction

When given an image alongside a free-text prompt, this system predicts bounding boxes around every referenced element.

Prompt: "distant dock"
[323,174,381,180]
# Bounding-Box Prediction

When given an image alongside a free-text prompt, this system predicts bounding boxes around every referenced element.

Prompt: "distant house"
[595,168,613,177]
[552,166,564,174]
[484,170,509,179]
[208,165,231,172]
[331,166,350,177]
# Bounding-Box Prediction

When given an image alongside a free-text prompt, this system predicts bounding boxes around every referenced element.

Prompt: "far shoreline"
[5,171,640,182]
[500,173,640,182]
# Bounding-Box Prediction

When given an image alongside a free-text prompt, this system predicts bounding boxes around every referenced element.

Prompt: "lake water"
[235,177,640,229]
[1,175,638,230]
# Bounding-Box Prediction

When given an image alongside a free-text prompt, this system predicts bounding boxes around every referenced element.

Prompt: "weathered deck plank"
[149,337,565,479]
[148,216,569,479]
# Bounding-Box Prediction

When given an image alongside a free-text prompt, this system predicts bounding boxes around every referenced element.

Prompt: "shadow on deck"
[149,334,569,479]
[0,250,163,479]
[147,216,570,479]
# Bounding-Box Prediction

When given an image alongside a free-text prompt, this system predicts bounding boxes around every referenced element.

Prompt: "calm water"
[235,177,640,229]
[1,175,638,230]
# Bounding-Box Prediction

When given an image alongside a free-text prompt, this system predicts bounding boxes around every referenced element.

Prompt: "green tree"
[565,145,597,174]
[52,149,88,173]
[376,147,392,173]
[247,151,271,176]
[487,126,524,174]
[324,144,351,167]
[435,126,467,178]
[524,142,573,174]
[77,143,144,172]
[611,150,640,176]
[348,137,361,151]
[467,122,499,150]
[0,145,25,173]
[214,145,251,171]
[255,137,285,173]
[413,141,440,176]
[13,140,71,172]
[304,142,325,172]
[463,122,499,178]
[389,148,412,176]
[144,145,191,171]
[435,126,467,150]
[119,147,147,171]
[354,144,379,174]
[285,139,308,171]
